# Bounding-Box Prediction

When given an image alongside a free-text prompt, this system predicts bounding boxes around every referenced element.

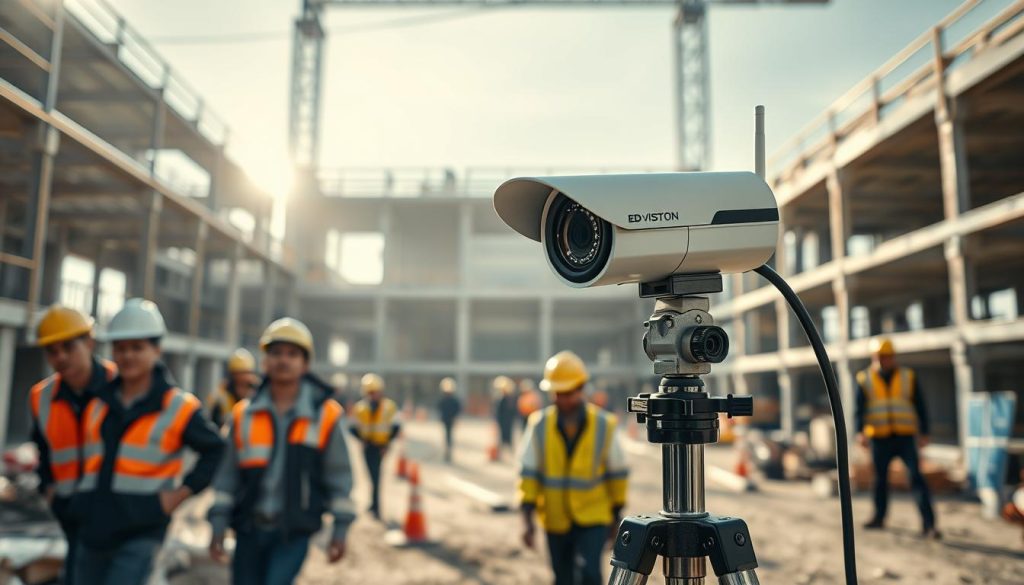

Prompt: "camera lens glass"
[545,194,613,284]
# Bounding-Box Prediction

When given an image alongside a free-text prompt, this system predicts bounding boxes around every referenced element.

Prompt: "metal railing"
[317,166,668,197]
[768,0,1024,181]
[64,0,230,145]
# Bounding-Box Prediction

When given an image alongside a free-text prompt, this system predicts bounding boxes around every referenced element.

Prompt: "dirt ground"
[155,417,1024,585]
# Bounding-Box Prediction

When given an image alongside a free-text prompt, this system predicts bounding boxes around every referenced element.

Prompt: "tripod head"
[630,273,753,446]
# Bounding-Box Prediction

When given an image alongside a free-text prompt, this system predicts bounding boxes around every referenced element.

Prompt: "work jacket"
[518,404,629,534]
[351,398,400,447]
[856,366,922,439]
[208,375,355,541]
[207,377,257,428]
[30,358,117,500]
[71,363,224,547]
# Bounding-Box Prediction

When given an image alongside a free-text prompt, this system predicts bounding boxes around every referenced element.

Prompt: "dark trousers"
[74,537,161,585]
[443,421,455,462]
[546,525,608,585]
[363,444,384,517]
[232,528,310,585]
[51,499,78,585]
[871,435,936,529]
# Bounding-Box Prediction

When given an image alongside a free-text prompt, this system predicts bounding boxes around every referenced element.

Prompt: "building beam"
[826,165,855,437]
[0,326,15,447]
[134,192,162,299]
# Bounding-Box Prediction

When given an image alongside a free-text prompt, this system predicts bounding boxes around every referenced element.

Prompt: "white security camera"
[493,172,779,288]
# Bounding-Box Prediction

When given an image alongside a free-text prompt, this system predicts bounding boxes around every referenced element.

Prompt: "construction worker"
[518,350,629,585]
[71,299,224,585]
[856,337,940,539]
[29,305,117,585]
[437,377,461,463]
[493,375,517,458]
[208,318,354,584]
[517,378,541,432]
[207,348,260,427]
[350,373,400,519]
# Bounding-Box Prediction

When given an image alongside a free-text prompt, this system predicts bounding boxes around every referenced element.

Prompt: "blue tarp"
[965,391,1017,518]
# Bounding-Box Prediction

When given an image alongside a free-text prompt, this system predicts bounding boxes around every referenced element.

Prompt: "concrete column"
[0,327,15,448]
[457,202,472,287]
[373,297,387,361]
[22,3,65,322]
[180,354,197,395]
[260,261,277,325]
[223,242,244,346]
[135,192,162,299]
[936,97,982,451]
[90,242,106,318]
[539,297,553,361]
[826,167,855,438]
[778,369,795,438]
[188,222,209,338]
[455,296,470,398]
[379,203,394,285]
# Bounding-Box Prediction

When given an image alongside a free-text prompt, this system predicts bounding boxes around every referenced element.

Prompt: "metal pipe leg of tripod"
[608,566,649,585]
[718,570,760,585]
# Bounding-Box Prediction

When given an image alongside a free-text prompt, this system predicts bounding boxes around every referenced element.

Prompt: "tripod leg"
[608,566,649,585]
[718,569,760,585]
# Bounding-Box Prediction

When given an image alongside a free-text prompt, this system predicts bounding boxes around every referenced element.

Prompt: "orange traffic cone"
[734,448,749,478]
[402,463,428,543]
[396,446,408,480]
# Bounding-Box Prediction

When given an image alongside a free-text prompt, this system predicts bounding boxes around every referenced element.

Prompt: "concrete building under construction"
[709,0,1024,450]
[1,0,1022,453]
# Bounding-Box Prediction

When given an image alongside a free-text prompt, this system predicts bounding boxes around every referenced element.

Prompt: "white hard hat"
[104,298,167,341]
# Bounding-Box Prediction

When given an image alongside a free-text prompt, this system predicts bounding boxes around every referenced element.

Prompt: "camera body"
[493,172,779,288]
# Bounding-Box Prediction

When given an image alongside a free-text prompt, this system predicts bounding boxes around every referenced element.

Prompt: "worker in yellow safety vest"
[856,337,939,539]
[29,306,117,585]
[72,299,224,585]
[350,373,400,519]
[518,351,629,585]
[207,348,260,428]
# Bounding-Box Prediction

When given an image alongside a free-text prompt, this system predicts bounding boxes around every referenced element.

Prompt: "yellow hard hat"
[37,305,94,347]
[227,348,256,373]
[440,377,456,394]
[870,337,895,356]
[259,318,314,357]
[362,373,384,394]
[492,375,514,394]
[539,350,589,394]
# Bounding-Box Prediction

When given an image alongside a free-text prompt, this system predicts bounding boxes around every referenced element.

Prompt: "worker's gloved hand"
[327,539,346,563]
[209,534,229,564]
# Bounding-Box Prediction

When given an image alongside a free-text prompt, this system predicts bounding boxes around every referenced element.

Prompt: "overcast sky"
[102,0,977,193]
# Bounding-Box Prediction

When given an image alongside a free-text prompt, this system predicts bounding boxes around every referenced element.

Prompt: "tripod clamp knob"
[724,394,753,418]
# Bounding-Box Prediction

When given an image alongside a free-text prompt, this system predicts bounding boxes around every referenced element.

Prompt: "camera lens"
[689,326,729,363]
[545,194,613,284]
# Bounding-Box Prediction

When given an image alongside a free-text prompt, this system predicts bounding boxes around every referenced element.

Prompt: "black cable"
[754,263,859,585]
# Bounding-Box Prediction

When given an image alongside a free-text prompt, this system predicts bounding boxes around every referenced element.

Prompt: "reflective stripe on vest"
[234,399,343,469]
[861,367,917,438]
[78,388,201,495]
[354,399,396,446]
[30,360,117,497]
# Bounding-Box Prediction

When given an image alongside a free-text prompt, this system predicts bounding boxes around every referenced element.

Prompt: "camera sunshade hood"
[493,171,778,241]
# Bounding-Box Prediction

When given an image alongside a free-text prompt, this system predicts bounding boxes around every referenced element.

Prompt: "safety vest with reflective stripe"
[518,404,629,534]
[858,367,918,439]
[353,398,398,446]
[79,388,201,494]
[222,394,347,535]
[29,360,117,497]
[233,397,344,468]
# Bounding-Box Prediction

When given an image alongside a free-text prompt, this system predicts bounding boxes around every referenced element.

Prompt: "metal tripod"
[609,274,760,585]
